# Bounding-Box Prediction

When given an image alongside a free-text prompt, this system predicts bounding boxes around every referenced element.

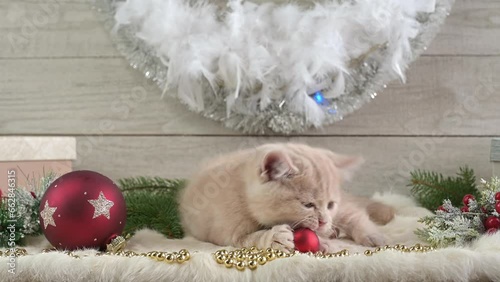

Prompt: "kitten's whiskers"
[291,216,316,229]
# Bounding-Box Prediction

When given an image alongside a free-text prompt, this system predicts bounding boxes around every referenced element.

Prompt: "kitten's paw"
[319,237,351,253]
[319,238,335,253]
[354,232,386,247]
[269,224,294,252]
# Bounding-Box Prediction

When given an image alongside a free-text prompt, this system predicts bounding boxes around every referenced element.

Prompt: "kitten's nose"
[318,220,326,227]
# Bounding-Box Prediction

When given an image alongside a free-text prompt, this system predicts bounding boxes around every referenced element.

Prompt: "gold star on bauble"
[40,201,57,229]
[88,191,114,219]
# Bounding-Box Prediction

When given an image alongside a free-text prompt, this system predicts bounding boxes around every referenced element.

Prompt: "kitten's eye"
[304,203,315,209]
[327,201,334,209]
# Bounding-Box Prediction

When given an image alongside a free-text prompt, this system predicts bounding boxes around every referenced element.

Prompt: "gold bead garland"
[1,243,433,271]
[109,248,191,264]
[1,247,190,264]
[214,246,295,271]
[213,243,434,271]
[0,248,28,257]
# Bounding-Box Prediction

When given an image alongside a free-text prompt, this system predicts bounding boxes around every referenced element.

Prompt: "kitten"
[179,143,394,252]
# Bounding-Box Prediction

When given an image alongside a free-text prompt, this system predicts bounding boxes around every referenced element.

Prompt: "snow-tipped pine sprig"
[0,172,58,248]
[416,177,500,248]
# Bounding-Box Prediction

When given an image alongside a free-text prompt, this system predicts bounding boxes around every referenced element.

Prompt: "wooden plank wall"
[1,0,499,196]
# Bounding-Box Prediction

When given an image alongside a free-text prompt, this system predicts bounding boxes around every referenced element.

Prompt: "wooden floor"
[1,0,499,196]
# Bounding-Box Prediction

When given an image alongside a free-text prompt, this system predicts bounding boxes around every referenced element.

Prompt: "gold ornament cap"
[106,234,129,253]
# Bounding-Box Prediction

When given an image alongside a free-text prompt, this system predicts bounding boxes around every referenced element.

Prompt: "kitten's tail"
[367,201,395,225]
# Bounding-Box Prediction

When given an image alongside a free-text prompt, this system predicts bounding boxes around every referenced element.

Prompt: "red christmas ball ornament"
[484,216,500,230]
[462,194,475,206]
[39,170,126,250]
[293,228,320,253]
[496,202,500,214]
[460,206,469,213]
[481,206,488,213]
[495,192,500,202]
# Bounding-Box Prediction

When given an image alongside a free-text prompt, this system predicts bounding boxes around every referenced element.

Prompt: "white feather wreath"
[95,0,454,133]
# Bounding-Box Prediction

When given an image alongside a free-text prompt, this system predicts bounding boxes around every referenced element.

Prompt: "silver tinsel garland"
[92,0,454,134]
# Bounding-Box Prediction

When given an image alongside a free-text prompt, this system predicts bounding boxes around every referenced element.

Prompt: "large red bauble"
[484,216,500,230]
[39,170,126,250]
[496,202,500,214]
[293,228,320,253]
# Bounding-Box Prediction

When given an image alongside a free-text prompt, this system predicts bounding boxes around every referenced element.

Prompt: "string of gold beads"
[112,249,191,264]
[1,248,191,264]
[214,247,295,271]
[151,249,191,264]
[0,248,28,257]
[213,244,434,271]
[363,244,433,256]
[2,243,433,270]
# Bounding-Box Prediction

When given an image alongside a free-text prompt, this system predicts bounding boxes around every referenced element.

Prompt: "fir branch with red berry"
[416,177,500,247]
[409,166,478,211]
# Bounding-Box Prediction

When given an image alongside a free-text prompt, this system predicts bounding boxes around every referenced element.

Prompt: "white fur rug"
[2,194,500,282]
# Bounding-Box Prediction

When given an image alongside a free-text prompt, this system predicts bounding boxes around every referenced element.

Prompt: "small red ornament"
[496,202,500,214]
[39,170,126,251]
[462,194,475,206]
[484,216,500,230]
[437,205,446,212]
[486,228,498,235]
[481,206,488,213]
[293,228,320,253]
[460,206,469,213]
[495,192,500,202]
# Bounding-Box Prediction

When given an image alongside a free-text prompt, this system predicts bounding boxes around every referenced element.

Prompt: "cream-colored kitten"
[179,143,394,252]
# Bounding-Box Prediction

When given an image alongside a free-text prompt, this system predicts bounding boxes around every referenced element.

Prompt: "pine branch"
[0,198,25,247]
[408,166,478,211]
[0,173,57,248]
[117,176,186,238]
[118,177,185,193]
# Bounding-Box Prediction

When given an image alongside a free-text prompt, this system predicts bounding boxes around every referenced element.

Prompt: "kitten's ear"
[260,151,298,181]
[330,153,364,182]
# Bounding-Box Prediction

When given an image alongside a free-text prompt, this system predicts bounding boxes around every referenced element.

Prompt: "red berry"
[462,194,475,206]
[487,228,498,235]
[461,206,469,213]
[484,216,500,230]
[495,192,500,201]
[481,206,488,213]
[437,205,446,212]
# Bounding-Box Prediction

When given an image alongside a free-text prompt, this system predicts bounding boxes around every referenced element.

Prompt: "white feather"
[114,0,437,120]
